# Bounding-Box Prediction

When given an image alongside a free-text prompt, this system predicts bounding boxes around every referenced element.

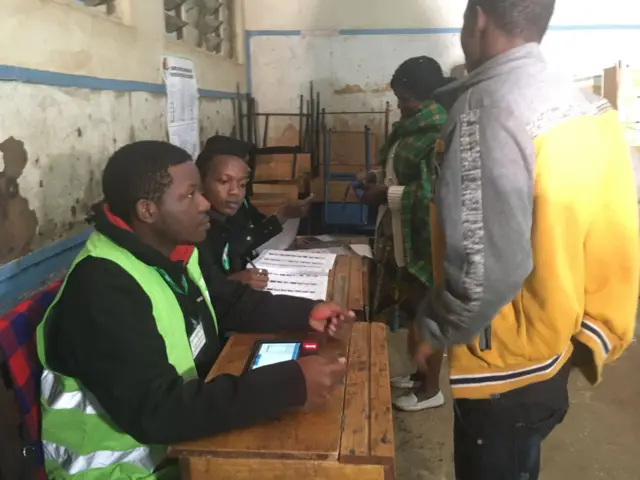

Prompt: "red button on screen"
[302,342,318,350]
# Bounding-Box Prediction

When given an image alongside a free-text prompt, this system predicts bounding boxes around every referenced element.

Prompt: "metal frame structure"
[235,83,393,234]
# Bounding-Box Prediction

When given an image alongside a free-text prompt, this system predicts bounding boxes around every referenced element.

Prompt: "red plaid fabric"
[0,281,61,479]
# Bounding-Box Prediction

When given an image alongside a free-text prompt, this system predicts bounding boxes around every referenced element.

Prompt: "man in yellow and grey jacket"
[410,0,639,479]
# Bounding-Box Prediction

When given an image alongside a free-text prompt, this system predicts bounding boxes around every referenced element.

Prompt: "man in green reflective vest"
[37,141,352,479]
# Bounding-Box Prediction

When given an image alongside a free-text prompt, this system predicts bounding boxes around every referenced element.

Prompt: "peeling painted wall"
[244,0,640,144]
[0,0,245,266]
[0,83,235,264]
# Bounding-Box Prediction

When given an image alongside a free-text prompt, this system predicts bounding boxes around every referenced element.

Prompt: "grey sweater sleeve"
[418,107,535,349]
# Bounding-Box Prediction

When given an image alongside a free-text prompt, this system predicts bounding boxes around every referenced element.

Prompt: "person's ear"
[134,199,159,224]
[475,6,487,34]
[464,4,486,35]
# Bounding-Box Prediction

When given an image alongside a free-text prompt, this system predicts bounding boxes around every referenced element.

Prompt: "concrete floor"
[387,330,640,480]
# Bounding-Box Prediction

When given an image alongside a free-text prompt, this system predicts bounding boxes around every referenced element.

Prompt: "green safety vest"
[36,231,218,479]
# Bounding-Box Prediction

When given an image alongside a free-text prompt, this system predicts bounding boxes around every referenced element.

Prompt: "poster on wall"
[161,56,200,157]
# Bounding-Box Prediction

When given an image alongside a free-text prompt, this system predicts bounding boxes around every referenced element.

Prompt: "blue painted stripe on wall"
[246,30,304,37]
[548,24,640,31]
[341,24,640,35]
[243,24,640,92]
[246,24,640,38]
[0,230,91,315]
[339,27,461,35]
[0,65,241,99]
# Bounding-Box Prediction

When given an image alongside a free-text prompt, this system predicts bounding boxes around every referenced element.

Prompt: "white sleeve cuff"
[387,186,405,212]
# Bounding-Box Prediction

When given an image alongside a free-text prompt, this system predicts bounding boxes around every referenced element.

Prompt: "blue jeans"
[453,394,568,480]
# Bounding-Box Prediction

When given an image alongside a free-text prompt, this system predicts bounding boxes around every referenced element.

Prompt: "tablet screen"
[251,342,301,370]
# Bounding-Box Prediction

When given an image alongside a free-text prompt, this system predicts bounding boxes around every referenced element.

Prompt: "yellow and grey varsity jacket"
[423,43,639,399]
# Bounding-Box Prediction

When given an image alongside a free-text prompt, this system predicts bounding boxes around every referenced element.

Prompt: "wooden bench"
[168,322,395,479]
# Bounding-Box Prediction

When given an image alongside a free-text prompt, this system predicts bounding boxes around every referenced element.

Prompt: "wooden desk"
[327,255,369,321]
[295,236,372,321]
[169,322,395,480]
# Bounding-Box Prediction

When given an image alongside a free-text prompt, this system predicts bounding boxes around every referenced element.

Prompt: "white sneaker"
[393,391,445,412]
[390,375,423,389]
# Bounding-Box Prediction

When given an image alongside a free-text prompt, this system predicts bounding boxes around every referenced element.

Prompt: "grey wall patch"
[458,109,485,304]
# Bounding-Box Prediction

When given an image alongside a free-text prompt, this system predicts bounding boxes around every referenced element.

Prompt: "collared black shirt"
[203,200,283,274]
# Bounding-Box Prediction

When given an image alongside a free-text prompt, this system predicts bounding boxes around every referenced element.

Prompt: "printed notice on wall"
[162,56,199,157]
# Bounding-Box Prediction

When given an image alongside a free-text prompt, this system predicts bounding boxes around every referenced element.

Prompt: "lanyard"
[220,199,252,273]
[155,268,189,296]
[221,243,230,272]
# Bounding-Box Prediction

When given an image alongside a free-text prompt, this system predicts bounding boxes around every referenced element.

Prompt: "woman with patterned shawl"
[359,56,452,412]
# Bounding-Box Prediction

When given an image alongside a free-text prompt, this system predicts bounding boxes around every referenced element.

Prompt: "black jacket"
[203,201,282,274]
[42,204,314,445]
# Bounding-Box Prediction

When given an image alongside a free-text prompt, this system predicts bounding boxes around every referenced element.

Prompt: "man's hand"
[297,355,347,410]
[360,183,388,206]
[309,302,355,340]
[228,268,269,290]
[408,321,433,373]
[278,195,314,222]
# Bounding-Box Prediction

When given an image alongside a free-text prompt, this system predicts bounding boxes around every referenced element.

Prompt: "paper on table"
[255,218,300,253]
[349,243,373,259]
[264,272,329,300]
[304,247,353,256]
[314,235,336,242]
[254,249,337,275]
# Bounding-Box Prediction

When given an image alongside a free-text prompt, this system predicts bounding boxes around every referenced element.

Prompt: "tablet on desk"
[245,340,318,371]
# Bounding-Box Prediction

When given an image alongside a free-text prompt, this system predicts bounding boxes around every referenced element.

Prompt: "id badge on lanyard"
[155,268,206,359]
[189,317,206,359]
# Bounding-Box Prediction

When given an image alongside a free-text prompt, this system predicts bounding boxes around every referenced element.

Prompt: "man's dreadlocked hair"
[468,0,555,42]
[101,140,192,221]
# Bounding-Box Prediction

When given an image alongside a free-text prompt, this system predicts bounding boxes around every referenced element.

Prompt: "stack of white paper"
[253,250,337,301]
[261,272,330,301]
[253,250,337,276]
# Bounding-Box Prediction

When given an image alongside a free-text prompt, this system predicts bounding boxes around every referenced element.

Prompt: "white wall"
[244,0,640,143]
[0,0,246,264]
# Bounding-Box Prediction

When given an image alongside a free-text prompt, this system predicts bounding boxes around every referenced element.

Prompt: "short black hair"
[468,0,555,41]
[102,140,192,220]
[390,56,452,102]
[196,135,252,178]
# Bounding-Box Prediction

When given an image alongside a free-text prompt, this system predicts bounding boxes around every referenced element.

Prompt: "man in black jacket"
[196,136,312,289]
[40,141,350,474]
